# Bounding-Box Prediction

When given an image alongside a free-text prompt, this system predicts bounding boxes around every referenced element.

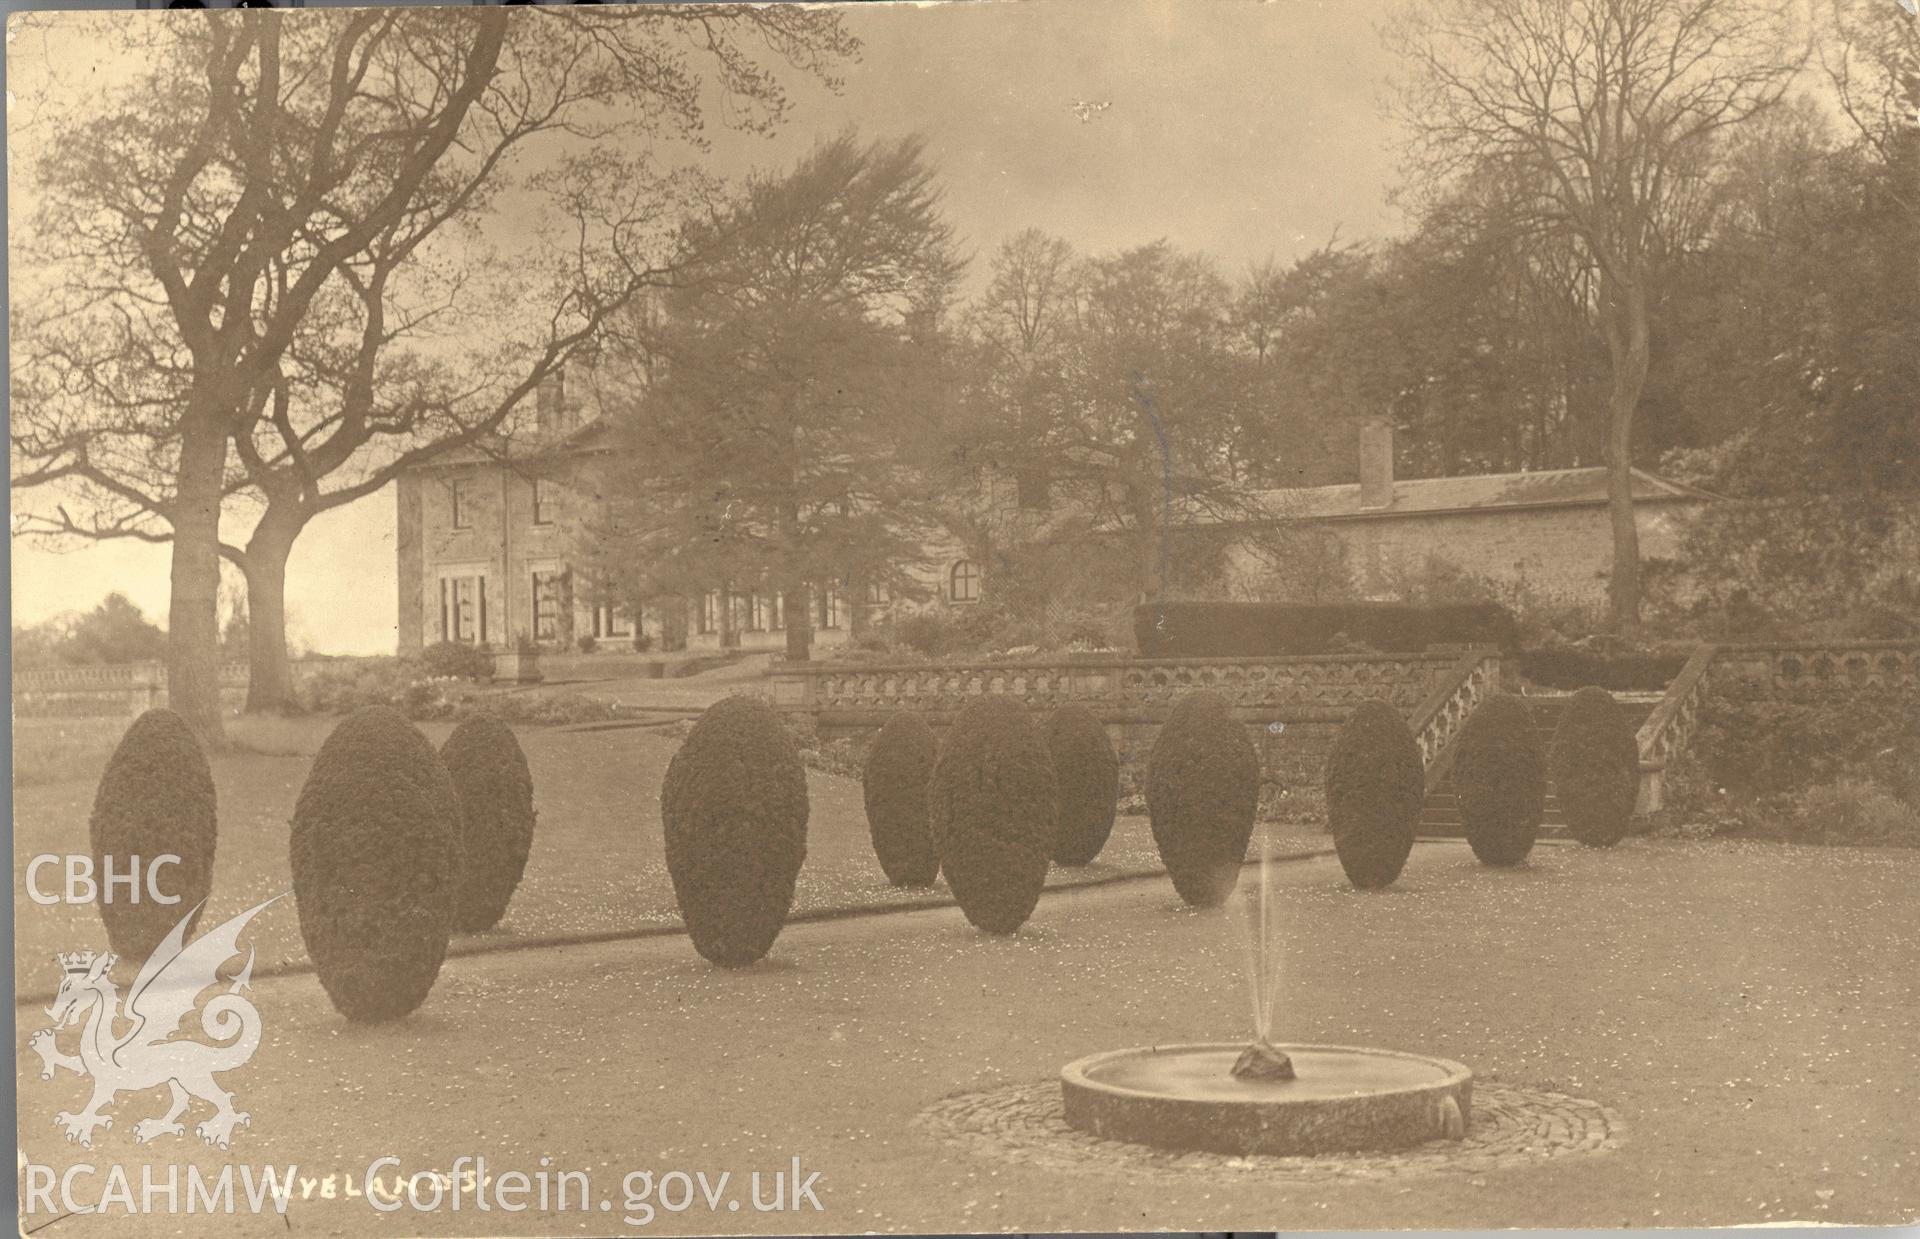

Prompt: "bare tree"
[1390,0,1806,626]
[1824,0,1919,214]
[10,6,855,733]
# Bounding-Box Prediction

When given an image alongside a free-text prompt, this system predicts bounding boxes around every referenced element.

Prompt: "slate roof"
[1252,466,1713,522]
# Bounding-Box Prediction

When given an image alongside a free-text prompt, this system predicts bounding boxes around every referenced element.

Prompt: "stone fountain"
[1060,830,1473,1156]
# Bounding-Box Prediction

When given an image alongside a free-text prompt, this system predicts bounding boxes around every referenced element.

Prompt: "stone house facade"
[394,364,985,655]
[395,377,1710,655]
[1233,419,1713,610]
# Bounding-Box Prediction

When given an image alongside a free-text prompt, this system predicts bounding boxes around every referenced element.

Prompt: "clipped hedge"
[862,713,941,887]
[661,695,810,966]
[1550,686,1640,848]
[1045,705,1121,866]
[1133,601,1518,658]
[88,709,218,960]
[290,706,458,1022]
[1453,693,1545,866]
[1516,646,1688,692]
[927,698,1057,934]
[1325,700,1424,889]
[1145,691,1261,907]
[439,717,537,932]
[419,640,494,681]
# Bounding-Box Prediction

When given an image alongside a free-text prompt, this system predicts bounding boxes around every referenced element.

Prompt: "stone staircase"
[1417,692,1660,839]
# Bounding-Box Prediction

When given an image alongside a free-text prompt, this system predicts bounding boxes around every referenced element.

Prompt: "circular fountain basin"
[1061,1043,1472,1156]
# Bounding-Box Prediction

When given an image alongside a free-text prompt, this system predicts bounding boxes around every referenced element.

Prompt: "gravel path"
[16,841,1919,1234]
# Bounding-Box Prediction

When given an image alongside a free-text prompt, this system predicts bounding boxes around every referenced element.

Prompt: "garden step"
[1416,691,1659,838]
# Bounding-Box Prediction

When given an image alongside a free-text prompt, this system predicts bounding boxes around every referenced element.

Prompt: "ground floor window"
[698,591,719,635]
[439,575,488,644]
[818,588,841,630]
[531,569,568,641]
[590,602,631,638]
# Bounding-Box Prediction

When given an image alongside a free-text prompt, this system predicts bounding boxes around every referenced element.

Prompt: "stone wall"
[1236,501,1700,611]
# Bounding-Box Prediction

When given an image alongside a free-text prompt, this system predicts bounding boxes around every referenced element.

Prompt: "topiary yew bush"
[290,706,458,1022]
[1145,691,1260,907]
[1453,693,1545,866]
[1551,686,1640,848]
[661,695,810,966]
[89,709,217,960]
[862,713,940,887]
[1045,705,1120,866]
[439,717,537,932]
[1325,699,1424,889]
[927,697,1056,934]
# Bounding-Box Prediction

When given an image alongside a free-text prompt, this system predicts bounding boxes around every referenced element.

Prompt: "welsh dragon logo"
[29,895,282,1150]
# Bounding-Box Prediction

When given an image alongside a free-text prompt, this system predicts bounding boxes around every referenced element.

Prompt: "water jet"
[1059,825,1473,1156]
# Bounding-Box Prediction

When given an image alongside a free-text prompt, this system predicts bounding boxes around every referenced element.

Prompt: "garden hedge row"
[1325,700,1423,889]
[89,708,218,960]
[927,697,1056,934]
[439,717,537,932]
[1452,692,1545,866]
[661,695,810,966]
[1133,601,1518,658]
[1515,647,1689,692]
[1145,691,1261,907]
[291,706,458,1022]
[862,713,941,887]
[1045,705,1121,866]
[1550,687,1640,848]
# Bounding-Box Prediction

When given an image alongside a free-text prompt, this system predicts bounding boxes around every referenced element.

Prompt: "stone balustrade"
[767,651,1466,722]
[1406,651,1502,789]
[1633,645,1714,813]
[15,659,295,718]
[1709,639,1915,699]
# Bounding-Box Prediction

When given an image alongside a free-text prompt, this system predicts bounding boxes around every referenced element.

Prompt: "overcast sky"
[8,0,1409,655]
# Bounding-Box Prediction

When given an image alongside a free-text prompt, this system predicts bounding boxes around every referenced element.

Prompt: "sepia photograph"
[7,0,1917,1232]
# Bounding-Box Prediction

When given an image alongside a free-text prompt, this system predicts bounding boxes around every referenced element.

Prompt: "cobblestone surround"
[915,1079,1621,1182]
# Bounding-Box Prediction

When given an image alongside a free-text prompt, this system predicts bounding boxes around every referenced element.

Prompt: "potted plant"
[493,632,545,685]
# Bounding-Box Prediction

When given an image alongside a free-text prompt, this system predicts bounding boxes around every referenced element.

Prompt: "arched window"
[949,559,981,604]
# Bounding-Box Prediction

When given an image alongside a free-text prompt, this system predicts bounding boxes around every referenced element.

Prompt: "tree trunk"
[240,508,301,714]
[167,419,229,744]
[1601,274,1652,630]
[783,583,813,662]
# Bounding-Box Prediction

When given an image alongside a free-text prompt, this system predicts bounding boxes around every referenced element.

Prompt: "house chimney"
[1358,417,1394,510]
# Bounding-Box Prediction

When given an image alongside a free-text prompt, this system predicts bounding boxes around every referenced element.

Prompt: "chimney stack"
[1358,418,1394,510]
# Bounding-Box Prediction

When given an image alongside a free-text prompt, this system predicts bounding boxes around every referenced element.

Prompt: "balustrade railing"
[767,651,1465,720]
[1633,645,1715,813]
[1710,639,1915,699]
[1405,650,1502,789]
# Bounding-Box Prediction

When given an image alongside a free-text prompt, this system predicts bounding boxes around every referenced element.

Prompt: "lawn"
[12,712,1331,998]
[15,840,1919,1233]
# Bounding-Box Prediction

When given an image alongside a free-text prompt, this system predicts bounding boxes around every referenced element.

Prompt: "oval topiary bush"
[1453,693,1546,867]
[290,706,458,1022]
[439,717,537,932]
[1550,685,1640,848]
[1145,691,1260,907]
[862,713,940,887]
[89,708,218,960]
[927,697,1057,934]
[1325,699,1424,889]
[1045,705,1121,866]
[661,694,810,965]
